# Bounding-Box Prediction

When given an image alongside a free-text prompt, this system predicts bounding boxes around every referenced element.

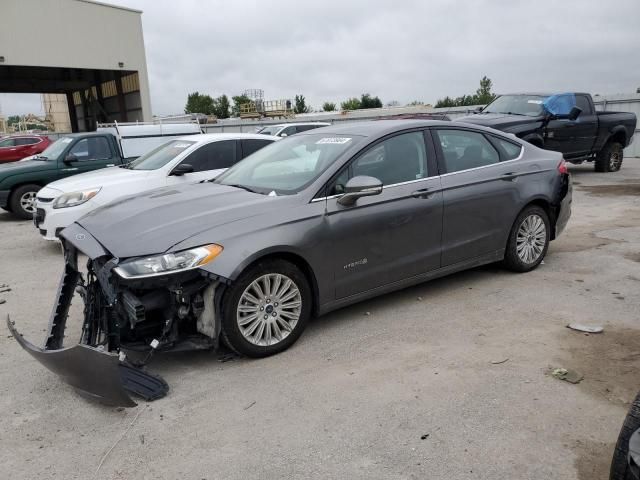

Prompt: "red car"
[0,135,52,163]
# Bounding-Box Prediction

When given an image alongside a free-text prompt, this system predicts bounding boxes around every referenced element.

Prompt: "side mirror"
[63,153,78,164]
[568,106,582,121]
[337,175,383,206]
[170,163,194,176]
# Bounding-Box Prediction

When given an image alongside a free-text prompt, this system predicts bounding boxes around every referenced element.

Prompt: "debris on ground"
[243,401,256,411]
[551,368,584,384]
[0,299,6,305]
[567,323,603,334]
[0,287,10,293]
[491,358,509,365]
[364,311,371,316]
[420,434,430,440]
[416,296,423,301]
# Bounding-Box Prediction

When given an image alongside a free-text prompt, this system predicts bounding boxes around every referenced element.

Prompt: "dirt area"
[0,161,639,479]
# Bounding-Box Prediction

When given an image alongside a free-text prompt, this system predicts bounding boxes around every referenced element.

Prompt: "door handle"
[411,187,432,198]
[500,172,518,181]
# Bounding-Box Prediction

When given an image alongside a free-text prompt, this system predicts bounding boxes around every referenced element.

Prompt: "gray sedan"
[8,120,572,406]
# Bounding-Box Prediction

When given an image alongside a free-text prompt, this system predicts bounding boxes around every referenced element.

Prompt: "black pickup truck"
[458,92,637,172]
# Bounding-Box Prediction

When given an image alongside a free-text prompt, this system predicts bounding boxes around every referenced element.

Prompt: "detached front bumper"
[7,225,169,407]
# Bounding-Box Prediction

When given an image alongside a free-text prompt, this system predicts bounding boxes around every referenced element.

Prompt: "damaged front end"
[7,224,225,407]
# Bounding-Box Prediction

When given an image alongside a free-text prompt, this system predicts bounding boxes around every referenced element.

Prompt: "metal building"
[0,0,152,132]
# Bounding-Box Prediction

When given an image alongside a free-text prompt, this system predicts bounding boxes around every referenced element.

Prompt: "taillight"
[557,159,568,175]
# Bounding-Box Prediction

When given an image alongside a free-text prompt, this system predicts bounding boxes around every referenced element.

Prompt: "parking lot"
[0,161,639,479]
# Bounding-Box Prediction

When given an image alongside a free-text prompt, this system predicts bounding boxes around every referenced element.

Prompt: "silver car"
[9,120,572,406]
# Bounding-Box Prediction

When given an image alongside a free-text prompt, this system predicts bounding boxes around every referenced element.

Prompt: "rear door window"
[15,137,40,146]
[489,136,522,161]
[182,140,237,172]
[0,138,16,147]
[240,139,274,159]
[434,129,500,173]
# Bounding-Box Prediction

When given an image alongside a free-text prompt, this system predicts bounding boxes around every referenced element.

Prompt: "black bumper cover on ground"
[7,227,169,407]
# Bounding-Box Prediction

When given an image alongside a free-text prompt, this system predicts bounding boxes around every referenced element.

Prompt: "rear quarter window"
[491,137,522,160]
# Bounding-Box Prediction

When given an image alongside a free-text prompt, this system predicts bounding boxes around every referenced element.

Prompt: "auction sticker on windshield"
[316,137,352,145]
[527,100,543,104]
[173,143,192,149]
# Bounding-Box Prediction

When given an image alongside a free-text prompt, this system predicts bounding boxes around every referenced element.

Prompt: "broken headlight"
[114,244,223,279]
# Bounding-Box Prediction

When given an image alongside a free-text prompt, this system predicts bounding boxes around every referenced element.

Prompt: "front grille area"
[34,208,45,227]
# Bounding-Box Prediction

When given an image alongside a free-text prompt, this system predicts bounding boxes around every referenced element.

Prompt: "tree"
[475,75,496,105]
[184,91,215,115]
[359,93,383,109]
[294,94,311,114]
[341,97,361,110]
[322,102,336,112]
[212,94,230,119]
[231,94,252,117]
[434,76,496,108]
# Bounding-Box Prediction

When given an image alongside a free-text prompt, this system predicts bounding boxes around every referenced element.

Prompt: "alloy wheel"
[516,214,546,264]
[609,148,622,171]
[236,273,302,346]
[20,191,37,214]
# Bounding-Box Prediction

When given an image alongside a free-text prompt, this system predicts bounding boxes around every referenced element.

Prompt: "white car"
[34,133,278,240]
[256,122,330,137]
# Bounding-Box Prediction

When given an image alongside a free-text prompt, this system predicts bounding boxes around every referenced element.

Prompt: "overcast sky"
[2,0,639,116]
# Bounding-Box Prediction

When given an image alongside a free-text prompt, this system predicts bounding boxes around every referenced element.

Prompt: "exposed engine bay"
[7,230,227,407]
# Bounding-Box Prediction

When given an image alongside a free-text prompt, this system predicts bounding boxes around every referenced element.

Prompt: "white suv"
[34,133,277,240]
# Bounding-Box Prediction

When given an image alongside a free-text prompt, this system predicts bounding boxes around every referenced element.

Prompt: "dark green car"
[0,133,127,219]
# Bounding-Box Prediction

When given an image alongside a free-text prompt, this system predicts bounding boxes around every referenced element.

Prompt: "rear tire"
[610,390,640,480]
[595,141,624,173]
[9,184,40,220]
[221,259,312,358]
[503,205,550,272]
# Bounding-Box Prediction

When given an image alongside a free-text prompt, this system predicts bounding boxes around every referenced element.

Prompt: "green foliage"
[475,76,496,105]
[341,97,361,111]
[294,94,311,114]
[7,115,20,126]
[407,100,424,106]
[184,91,215,115]
[434,76,497,108]
[212,95,230,119]
[231,94,252,116]
[359,93,383,109]
[322,102,336,112]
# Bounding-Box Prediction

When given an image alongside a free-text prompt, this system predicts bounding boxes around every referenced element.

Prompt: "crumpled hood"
[76,183,284,258]
[457,113,544,131]
[0,159,56,177]
[47,166,150,193]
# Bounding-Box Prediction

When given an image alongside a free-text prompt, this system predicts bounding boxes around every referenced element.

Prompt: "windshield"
[127,140,196,170]
[256,126,281,136]
[482,95,548,117]
[37,137,74,160]
[216,133,363,195]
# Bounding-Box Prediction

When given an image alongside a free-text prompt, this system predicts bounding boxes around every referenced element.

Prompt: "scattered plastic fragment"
[364,311,371,316]
[491,358,509,365]
[0,287,10,293]
[244,401,256,411]
[551,368,583,384]
[567,323,603,334]
[420,434,430,440]
[0,299,5,305]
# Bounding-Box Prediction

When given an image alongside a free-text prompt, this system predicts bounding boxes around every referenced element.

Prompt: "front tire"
[9,184,40,220]
[221,259,312,358]
[595,141,624,173]
[610,391,640,480]
[503,205,550,272]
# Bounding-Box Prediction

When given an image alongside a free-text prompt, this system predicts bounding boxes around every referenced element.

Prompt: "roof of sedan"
[177,132,279,142]
[305,119,450,137]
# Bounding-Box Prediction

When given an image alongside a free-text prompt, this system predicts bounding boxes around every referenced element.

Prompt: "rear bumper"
[0,189,9,209]
[554,174,572,238]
